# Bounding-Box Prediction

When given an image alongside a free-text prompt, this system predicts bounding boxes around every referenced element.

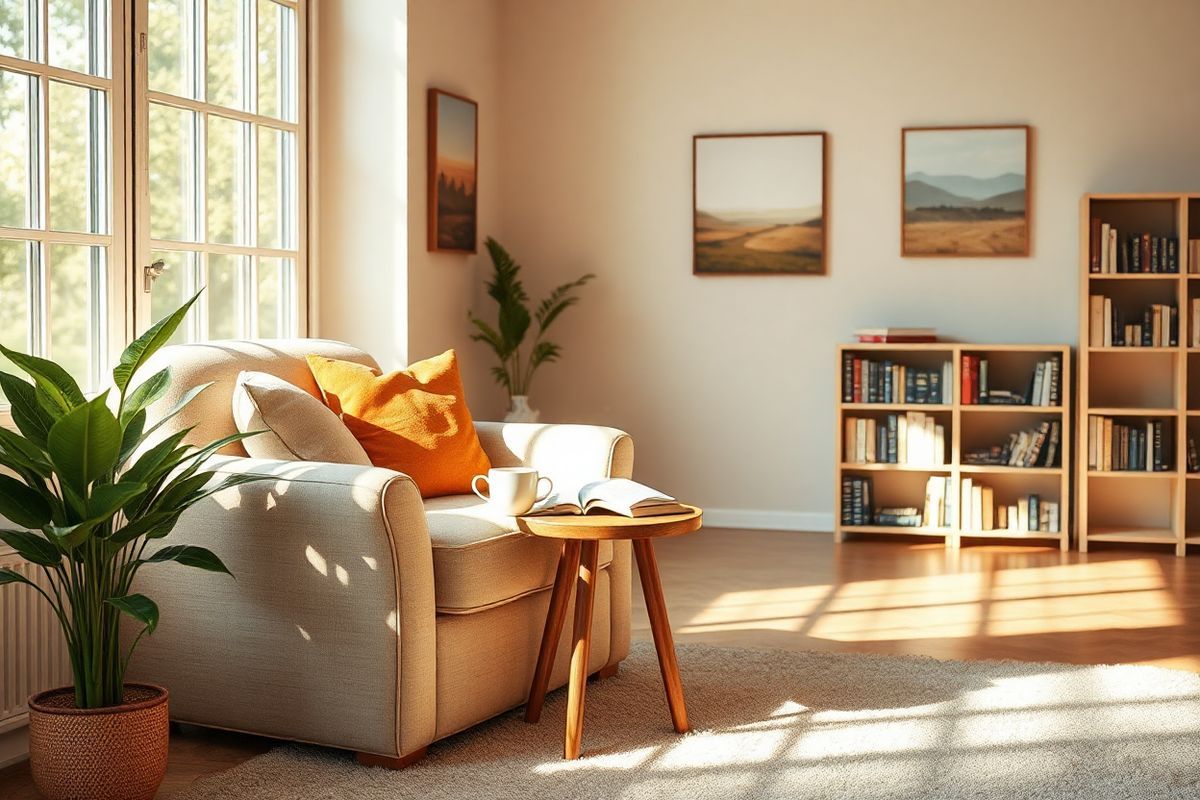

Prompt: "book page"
[579,479,675,514]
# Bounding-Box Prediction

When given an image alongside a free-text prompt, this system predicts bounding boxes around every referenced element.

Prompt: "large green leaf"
[0,529,62,566]
[0,475,52,528]
[138,382,212,443]
[47,394,122,493]
[0,567,36,587]
[142,544,231,575]
[0,345,85,414]
[108,510,181,547]
[121,367,170,426]
[44,517,105,549]
[106,594,159,635]
[120,427,193,487]
[88,481,148,522]
[112,292,200,394]
[0,372,54,445]
[0,426,53,477]
[118,409,147,465]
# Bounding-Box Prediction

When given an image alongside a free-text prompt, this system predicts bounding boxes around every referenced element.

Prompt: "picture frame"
[693,132,828,275]
[427,88,479,253]
[901,125,1031,257]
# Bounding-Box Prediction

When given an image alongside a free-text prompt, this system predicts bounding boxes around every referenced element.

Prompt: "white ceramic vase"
[504,395,540,423]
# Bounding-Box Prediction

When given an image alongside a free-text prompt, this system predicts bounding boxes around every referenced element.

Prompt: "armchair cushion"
[232,370,372,465]
[424,494,612,614]
[307,349,492,498]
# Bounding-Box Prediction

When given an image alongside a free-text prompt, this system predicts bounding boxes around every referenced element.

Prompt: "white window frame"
[130,0,309,339]
[0,0,130,390]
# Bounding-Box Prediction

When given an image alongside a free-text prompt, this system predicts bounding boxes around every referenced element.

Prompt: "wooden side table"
[518,507,703,760]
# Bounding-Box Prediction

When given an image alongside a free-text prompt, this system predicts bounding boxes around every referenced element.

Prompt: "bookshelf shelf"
[836,343,1070,551]
[1079,192,1200,556]
[1087,346,1179,353]
[959,465,1061,475]
[840,463,951,473]
[959,405,1066,415]
[840,525,951,537]
[1086,470,1178,479]
[842,403,952,411]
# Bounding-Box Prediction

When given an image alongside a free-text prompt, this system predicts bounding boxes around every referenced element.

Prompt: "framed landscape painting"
[902,125,1031,257]
[693,132,827,275]
[428,89,478,253]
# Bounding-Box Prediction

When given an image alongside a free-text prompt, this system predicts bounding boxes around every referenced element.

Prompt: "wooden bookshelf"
[836,343,1071,550]
[1078,193,1200,556]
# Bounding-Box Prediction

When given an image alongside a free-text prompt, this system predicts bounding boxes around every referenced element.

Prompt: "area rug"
[175,642,1200,799]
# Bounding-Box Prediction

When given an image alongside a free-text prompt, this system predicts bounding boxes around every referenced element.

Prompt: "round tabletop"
[517,506,703,541]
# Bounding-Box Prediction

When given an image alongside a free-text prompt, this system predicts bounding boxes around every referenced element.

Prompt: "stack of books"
[841,356,951,404]
[923,476,954,529]
[1086,417,1171,471]
[1089,219,1179,273]
[962,420,1062,468]
[960,355,1060,406]
[1087,296,1177,347]
[843,412,946,466]
[960,479,1059,533]
[854,327,938,343]
[873,506,922,527]
[840,476,873,525]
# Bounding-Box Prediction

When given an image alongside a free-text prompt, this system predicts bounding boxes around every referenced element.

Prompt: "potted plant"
[468,237,594,421]
[0,294,258,800]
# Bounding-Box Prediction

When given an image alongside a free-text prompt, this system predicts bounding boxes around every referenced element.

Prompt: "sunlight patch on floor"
[682,558,1183,643]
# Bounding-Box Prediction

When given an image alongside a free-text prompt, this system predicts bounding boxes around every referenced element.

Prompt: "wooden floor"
[4,528,1199,797]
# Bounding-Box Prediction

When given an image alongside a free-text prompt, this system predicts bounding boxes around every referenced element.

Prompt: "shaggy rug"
[176,642,1200,799]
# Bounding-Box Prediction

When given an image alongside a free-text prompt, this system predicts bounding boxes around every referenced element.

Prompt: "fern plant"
[468,237,594,398]
[0,293,260,708]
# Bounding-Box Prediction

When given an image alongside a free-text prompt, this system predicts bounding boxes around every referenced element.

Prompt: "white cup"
[471,467,554,516]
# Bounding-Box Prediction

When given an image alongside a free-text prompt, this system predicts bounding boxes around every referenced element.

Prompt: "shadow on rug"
[175,642,1200,799]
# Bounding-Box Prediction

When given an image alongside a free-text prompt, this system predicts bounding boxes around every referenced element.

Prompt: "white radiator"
[0,554,72,733]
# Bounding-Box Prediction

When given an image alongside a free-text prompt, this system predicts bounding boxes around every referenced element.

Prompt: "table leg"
[526,539,582,724]
[564,540,600,759]
[634,538,690,734]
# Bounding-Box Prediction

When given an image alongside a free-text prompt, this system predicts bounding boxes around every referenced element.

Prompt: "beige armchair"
[126,339,632,766]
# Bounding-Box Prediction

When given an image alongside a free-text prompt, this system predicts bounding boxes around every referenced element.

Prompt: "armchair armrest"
[473,421,635,483]
[127,455,436,759]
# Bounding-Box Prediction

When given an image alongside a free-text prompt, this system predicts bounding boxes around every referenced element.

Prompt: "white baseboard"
[0,724,29,770]
[702,508,833,532]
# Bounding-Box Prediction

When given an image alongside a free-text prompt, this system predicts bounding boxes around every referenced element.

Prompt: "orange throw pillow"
[306,349,492,498]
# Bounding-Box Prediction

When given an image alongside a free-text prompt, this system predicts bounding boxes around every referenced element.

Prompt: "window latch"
[143,260,167,292]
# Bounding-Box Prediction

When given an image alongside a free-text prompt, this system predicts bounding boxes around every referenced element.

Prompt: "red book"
[1089,218,1101,273]
[852,358,863,403]
[961,356,977,405]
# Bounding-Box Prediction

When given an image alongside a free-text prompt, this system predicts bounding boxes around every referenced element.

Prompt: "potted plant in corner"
[468,237,594,421]
[0,294,258,800]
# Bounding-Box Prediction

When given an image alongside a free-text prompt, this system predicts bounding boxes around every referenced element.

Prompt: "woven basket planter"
[28,683,169,800]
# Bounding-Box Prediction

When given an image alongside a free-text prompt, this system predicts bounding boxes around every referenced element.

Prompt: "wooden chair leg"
[592,662,620,681]
[526,540,582,723]
[356,747,428,770]
[634,538,690,734]
[564,540,600,760]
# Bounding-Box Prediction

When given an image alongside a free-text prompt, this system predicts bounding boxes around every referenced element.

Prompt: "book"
[527,479,689,518]
[854,327,938,343]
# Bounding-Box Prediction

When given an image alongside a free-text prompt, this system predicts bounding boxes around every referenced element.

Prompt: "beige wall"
[494,0,1200,527]
[316,0,504,419]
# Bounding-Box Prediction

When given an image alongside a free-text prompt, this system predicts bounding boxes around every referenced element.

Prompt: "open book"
[526,479,689,518]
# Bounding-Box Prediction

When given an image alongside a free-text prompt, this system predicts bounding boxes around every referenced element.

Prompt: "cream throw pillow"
[232,371,372,465]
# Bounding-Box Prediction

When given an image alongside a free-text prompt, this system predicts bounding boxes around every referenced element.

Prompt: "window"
[0,0,124,393]
[137,0,305,342]
[0,0,306,398]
